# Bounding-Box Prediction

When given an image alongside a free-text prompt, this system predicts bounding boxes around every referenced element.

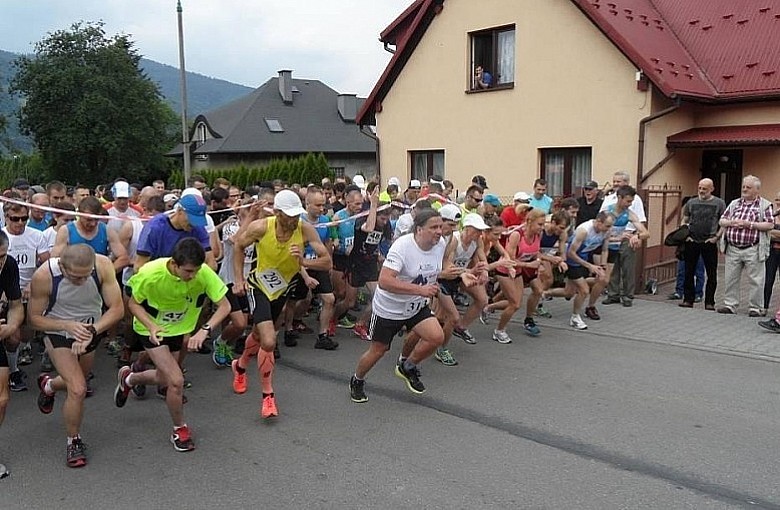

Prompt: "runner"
[349,209,447,403]
[116,238,230,451]
[231,190,331,418]
[450,213,492,345]
[330,186,363,329]
[28,245,123,467]
[0,231,26,479]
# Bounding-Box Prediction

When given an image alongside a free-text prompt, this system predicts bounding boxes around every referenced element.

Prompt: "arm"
[107,227,130,271]
[377,266,438,298]
[233,218,267,295]
[209,229,221,262]
[627,210,650,248]
[439,236,463,280]
[94,256,124,335]
[566,228,599,273]
[51,225,69,257]
[1,299,24,339]
[27,266,92,342]
[361,187,379,233]
[187,296,231,351]
[300,222,332,272]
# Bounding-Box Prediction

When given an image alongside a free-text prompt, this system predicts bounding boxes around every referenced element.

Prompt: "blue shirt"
[27,218,49,232]
[333,208,356,256]
[136,213,211,260]
[529,195,553,214]
[301,213,331,259]
[67,221,109,255]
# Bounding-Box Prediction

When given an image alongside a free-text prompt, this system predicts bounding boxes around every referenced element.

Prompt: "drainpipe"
[637,95,681,185]
[361,126,380,183]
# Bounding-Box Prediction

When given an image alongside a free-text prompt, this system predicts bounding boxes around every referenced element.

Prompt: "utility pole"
[177,0,191,186]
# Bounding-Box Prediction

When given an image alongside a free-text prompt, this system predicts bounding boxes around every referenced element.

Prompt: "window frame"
[409,150,445,182]
[467,24,516,93]
[539,147,593,198]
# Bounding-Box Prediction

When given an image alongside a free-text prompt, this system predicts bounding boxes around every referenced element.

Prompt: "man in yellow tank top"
[232,190,331,418]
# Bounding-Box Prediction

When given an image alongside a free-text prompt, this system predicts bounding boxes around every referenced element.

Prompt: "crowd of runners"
[0,169,698,475]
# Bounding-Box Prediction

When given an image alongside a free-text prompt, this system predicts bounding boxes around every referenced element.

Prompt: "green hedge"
[168,152,333,190]
[0,153,46,189]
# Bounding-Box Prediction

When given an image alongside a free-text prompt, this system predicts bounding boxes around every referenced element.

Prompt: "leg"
[0,367,8,425]
[746,247,766,313]
[407,317,445,366]
[318,292,335,335]
[694,255,705,299]
[255,320,277,395]
[46,346,90,437]
[619,240,637,301]
[722,248,742,310]
[460,283,488,328]
[675,259,686,297]
[606,254,621,300]
[682,241,701,304]
[143,346,185,427]
[355,340,389,379]
[764,250,780,309]
[496,276,522,332]
[701,242,719,306]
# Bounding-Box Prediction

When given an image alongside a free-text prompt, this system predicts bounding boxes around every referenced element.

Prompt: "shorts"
[566,265,592,280]
[333,253,349,272]
[226,284,251,314]
[310,270,333,295]
[348,258,379,288]
[520,269,538,286]
[285,274,310,301]
[367,306,435,346]
[551,266,566,288]
[607,250,620,264]
[438,278,460,297]
[138,332,184,352]
[252,288,288,324]
[0,346,7,368]
[44,333,101,354]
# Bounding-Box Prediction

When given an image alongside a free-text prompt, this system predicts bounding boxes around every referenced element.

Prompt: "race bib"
[257,268,288,295]
[12,249,35,269]
[344,236,354,251]
[366,231,383,245]
[405,298,429,314]
[454,258,470,268]
[160,310,186,324]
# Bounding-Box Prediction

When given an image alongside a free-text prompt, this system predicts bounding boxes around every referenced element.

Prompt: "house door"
[701,150,742,204]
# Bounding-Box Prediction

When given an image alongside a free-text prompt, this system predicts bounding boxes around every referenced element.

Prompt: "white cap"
[112,181,130,199]
[274,189,305,217]
[462,213,489,230]
[163,193,178,203]
[180,187,202,198]
[388,176,401,187]
[513,191,531,202]
[353,174,367,190]
[408,179,422,190]
[396,213,414,235]
[439,204,462,222]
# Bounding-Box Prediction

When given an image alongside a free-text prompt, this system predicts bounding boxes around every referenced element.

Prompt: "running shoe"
[130,361,147,398]
[452,326,476,345]
[584,306,601,321]
[523,318,541,337]
[66,437,87,467]
[9,370,27,392]
[261,395,278,418]
[492,329,512,344]
[0,463,8,479]
[534,304,552,319]
[293,320,314,334]
[114,366,132,408]
[231,359,247,394]
[479,307,493,325]
[18,344,32,366]
[85,378,94,398]
[212,338,231,367]
[353,323,371,341]
[314,335,339,350]
[394,363,426,394]
[350,376,368,403]
[37,374,55,414]
[170,425,195,452]
[570,314,588,330]
[40,352,53,373]
[434,347,458,366]
[337,316,355,329]
[283,330,298,347]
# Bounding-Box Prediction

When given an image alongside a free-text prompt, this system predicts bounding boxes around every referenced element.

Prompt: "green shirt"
[127,257,227,337]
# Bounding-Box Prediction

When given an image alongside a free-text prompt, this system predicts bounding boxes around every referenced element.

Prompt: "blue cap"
[177,194,207,228]
[483,194,501,207]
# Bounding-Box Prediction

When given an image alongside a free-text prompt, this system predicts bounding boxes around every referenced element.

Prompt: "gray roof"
[169,77,375,156]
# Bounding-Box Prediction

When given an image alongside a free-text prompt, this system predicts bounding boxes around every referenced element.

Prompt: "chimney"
[278,69,293,104]
[337,94,357,122]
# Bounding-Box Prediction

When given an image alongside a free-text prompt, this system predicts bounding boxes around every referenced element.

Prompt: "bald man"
[680,178,726,310]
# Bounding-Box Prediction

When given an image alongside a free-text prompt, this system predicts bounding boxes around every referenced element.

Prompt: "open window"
[469,25,515,91]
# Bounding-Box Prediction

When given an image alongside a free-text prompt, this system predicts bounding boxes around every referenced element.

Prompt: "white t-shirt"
[107,205,141,232]
[121,218,144,285]
[372,234,446,320]
[42,226,58,252]
[218,219,253,284]
[600,192,646,232]
[3,226,48,289]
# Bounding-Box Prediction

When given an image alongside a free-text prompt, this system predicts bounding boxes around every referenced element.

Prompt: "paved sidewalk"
[513,296,780,363]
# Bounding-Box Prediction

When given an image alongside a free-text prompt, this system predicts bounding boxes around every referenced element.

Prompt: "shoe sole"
[453,331,476,344]
[67,457,87,468]
[758,322,780,333]
[492,337,512,344]
[170,437,195,452]
[350,395,369,403]
[114,368,130,408]
[394,366,425,394]
[570,324,588,330]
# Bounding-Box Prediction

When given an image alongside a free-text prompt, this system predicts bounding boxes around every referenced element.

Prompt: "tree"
[11,21,179,185]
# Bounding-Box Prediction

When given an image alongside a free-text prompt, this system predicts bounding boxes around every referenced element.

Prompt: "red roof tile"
[667,124,780,147]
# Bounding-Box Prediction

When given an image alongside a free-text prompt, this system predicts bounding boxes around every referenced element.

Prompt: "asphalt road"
[2,320,779,509]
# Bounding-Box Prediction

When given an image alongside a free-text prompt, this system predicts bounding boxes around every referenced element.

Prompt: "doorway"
[701,150,742,204]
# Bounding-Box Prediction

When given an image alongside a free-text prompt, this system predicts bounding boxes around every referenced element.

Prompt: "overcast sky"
[0,0,407,96]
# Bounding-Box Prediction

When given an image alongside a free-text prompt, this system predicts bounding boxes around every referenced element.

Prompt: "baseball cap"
[112,181,130,198]
[388,176,401,187]
[352,174,367,190]
[483,194,501,207]
[439,204,462,222]
[408,179,422,190]
[177,194,207,228]
[163,193,178,203]
[583,180,599,189]
[12,178,29,190]
[274,189,305,217]
[31,185,45,194]
[513,191,531,202]
[472,175,488,189]
[462,213,489,230]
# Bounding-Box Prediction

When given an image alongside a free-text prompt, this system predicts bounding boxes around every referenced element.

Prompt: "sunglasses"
[7,216,28,223]
[468,196,483,203]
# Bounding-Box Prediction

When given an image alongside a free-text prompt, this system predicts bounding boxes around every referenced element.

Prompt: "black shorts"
[138,332,184,352]
[607,250,619,264]
[44,333,101,354]
[226,284,250,314]
[438,278,460,297]
[333,253,350,272]
[310,270,333,295]
[348,258,379,288]
[252,288,288,324]
[566,265,592,280]
[0,346,7,368]
[367,306,435,346]
[285,274,310,301]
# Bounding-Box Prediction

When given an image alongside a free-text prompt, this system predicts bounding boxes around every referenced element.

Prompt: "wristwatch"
[200,324,212,337]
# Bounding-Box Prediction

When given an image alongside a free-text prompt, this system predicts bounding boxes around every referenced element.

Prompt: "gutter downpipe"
[361,126,380,183]
[637,94,682,185]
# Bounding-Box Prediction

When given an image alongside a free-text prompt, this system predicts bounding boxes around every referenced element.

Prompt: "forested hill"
[0,49,253,154]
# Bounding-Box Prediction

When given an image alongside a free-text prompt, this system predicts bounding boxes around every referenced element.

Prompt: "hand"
[148,323,167,346]
[369,186,379,206]
[249,199,268,218]
[71,340,89,356]
[68,322,93,343]
[440,265,465,279]
[497,258,516,270]
[473,261,489,273]
[705,236,718,244]
[476,271,489,285]
[628,236,641,249]
[289,244,302,260]
[304,275,318,289]
[234,278,247,297]
[187,330,208,351]
[22,285,30,302]
[460,273,479,288]
[419,284,439,299]
[589,264,606,278]
[524,260,541,270]
[558,261,569,272]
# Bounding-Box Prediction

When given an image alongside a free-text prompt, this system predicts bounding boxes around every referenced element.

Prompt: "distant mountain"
[0,49,253,154]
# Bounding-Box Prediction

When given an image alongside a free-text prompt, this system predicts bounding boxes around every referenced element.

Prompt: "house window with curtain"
[196,123,207,147]
[469,25,515,91]
[410,150,445,182]
[540,148,592,197]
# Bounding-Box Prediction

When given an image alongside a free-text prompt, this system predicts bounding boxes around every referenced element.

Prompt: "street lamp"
[177,0,191,186]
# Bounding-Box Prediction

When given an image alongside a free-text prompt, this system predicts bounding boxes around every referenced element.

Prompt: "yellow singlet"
[247,216,303,300]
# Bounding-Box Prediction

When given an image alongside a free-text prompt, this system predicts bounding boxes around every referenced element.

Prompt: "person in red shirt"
[500,191,532,228]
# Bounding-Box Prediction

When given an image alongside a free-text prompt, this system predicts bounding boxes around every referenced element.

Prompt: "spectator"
[576,180,603,226]
[764,191,780,311]
[27,193,50,231]
[500,191,531,228]
[471,175,489,190]
[529,178,553,214]
[480,194,502,218]
[474,65,493,89]
[403,180,422,207]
